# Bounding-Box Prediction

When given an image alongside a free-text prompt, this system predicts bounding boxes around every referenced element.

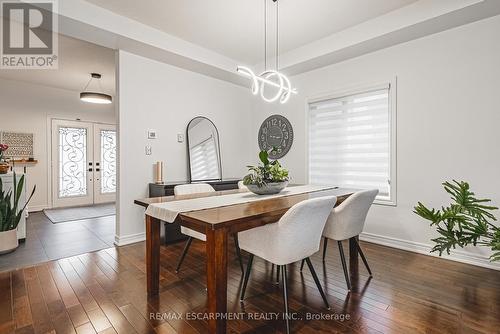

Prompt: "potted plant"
[414,180,500,262]
[243,149,290,195]
[0,173,35,254]
[0,144,9,174]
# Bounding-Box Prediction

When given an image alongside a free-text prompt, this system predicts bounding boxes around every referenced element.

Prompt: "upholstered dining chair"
[238,196,337,334]
[301,189,378,291]
[174,183,244,273]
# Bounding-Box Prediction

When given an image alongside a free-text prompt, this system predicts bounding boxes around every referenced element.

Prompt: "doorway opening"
[50,119,117,208]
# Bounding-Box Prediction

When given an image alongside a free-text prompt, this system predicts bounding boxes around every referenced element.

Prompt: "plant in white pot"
[0,173,35,254]
[243,149,290,195]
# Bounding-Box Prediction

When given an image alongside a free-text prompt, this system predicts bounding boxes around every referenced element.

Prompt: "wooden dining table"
[134,187,357,334]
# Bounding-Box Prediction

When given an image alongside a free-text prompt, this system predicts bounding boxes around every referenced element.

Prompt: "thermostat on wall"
[148,130,157,139]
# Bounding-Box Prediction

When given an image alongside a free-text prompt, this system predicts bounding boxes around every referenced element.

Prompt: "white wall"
[251,15,500,269]
[116,51,253,244]
[0,78,115,211]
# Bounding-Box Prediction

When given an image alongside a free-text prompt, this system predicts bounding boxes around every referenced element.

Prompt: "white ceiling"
[0,34,115,94]
[84,0,418,64]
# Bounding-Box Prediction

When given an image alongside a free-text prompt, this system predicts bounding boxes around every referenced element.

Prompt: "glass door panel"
[94,124,116,204]
[52,120,94,207]
[58,127,88,198]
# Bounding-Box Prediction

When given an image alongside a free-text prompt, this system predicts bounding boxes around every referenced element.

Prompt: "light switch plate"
[145,145,152,155]
[177,134,184,143]
[148,130,157,139]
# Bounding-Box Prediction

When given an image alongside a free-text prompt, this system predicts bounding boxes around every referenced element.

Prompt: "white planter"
[0,229,19,254]
[247,181,289,195]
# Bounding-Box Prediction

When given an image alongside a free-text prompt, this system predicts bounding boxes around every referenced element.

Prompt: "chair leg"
[175,237,193,273]
[337,241,352,291]
[322,237,329,262]
[276,265,281,284]
[239,254,254,301]
[281,265,291,334]
[353,238,372,277]
[300,259,305,272]
[305,258,330,310]
[233,234,244,275]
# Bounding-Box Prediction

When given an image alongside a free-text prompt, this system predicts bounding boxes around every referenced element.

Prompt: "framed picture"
[0,132,34,158]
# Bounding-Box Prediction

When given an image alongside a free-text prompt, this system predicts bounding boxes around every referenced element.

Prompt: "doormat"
[44,203,115,224]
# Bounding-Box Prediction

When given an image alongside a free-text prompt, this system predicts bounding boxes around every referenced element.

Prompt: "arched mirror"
[187,117,222,182]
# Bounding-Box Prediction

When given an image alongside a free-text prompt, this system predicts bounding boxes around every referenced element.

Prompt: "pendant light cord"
[82,75,105,93]
[264,0,267,71]
[276,0,279,71]
[82,77,93,91]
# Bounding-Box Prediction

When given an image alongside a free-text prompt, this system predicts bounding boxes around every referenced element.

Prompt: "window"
[308,83,396,204]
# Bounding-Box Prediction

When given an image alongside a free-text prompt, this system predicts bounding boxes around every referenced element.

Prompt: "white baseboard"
[360,232,500,271]
[28,205,49,212]
[114,232,145,246]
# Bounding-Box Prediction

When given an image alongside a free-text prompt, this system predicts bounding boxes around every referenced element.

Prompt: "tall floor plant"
[0,173,36,232]
[414,180,500,262]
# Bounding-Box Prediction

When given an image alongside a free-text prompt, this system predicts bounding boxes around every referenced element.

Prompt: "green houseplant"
[414,180,500,262]
[243,149,290,195]
[0,173,36,254]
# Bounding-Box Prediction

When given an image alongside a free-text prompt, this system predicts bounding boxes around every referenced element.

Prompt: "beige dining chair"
[301,189,378,291]
[238,196,337,334]
[174,183,244,274]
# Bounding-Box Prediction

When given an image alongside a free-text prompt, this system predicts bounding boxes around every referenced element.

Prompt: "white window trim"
[304,78,397,206]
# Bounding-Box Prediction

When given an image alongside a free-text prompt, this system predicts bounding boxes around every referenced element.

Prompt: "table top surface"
[135,186,357,229]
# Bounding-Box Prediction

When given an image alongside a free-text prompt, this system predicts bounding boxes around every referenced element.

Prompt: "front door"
[93,123,117,204]
[51,119,116,208]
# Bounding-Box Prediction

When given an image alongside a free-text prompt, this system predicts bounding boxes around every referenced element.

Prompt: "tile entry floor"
[0,211,115,273]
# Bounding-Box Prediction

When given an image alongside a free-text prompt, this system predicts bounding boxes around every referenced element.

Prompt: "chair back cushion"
[174,183,215,196]
[275,196,337,264]
[323,189,378,240]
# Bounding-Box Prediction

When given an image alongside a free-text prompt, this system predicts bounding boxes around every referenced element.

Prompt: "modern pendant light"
[80,73,112,104]
[237,0,297,104]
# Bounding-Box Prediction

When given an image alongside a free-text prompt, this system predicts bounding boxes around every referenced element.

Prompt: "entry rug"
[145,184,338,223]
[44,203,115,224]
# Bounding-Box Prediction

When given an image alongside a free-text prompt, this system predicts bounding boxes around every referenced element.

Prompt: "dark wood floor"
[1,238,499,334]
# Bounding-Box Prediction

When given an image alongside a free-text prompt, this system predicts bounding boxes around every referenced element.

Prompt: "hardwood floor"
[1,239,499,334]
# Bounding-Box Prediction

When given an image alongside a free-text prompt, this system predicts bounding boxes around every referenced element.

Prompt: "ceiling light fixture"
[80,73,112,104]
[237,0,297,104]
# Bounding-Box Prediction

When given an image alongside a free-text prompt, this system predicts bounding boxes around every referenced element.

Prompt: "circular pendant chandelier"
[80,73,113,104]
[237,0,297,104]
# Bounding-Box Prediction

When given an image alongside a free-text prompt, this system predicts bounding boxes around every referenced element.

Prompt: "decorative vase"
[0,163,9,174]
[0,229,18,254]
[247,181,289,195]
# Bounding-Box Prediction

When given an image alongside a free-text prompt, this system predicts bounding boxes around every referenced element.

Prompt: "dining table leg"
[146,214,161,296]
[205,227,228,334]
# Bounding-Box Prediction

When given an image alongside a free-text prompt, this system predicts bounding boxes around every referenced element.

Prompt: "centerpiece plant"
[414,180,500,262]
[243,149,290,195]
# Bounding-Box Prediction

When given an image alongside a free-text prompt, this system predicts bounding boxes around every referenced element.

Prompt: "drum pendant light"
[80,73,112,104]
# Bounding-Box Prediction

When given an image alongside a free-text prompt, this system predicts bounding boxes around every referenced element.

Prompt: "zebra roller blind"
[308,86,392,201]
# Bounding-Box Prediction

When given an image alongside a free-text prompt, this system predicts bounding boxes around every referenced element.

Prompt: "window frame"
[305,79,397,206]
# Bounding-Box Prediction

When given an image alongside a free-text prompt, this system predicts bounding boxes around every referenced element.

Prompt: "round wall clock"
[258,114,294,159]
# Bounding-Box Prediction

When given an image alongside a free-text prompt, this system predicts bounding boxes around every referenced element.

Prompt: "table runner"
[145,184,336,223]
